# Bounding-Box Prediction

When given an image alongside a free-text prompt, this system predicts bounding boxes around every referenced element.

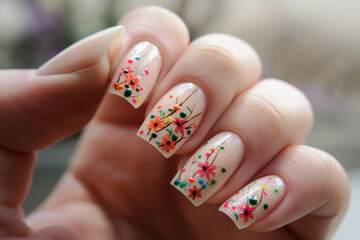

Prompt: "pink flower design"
[119,66,135,77]
[196,161,216,180]
[238,202,256,223]
[172,117,186,134]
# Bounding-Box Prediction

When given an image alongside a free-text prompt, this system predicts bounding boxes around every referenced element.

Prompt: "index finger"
[95,6,190,123]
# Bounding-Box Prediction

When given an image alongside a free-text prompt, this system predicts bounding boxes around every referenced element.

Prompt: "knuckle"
[289,145,337,172]
[190,42,242,77]
[182,34,261,92]
[189,34,260,84]
[286,145,350,213]
[242,90,292,139]
[241,79,314,142]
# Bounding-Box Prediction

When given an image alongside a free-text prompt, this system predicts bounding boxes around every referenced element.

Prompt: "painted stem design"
[219,175,286,229]
[109,41,161,108]
[171,132,244,206]
[137,83,206,158]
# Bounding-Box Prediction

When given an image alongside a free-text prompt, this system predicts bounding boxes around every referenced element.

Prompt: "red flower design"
[172,117,186,134]
[161,134,176,152]
[238,202,256,223]
[119,66,135,77]
[188,186,202,199]
[196,161,216,180]
[124,74,140,90]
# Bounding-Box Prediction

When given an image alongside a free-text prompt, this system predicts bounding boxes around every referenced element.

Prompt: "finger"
[95,6,189,122]
[137,34,261,158]
[219,145,350,239]
[0,148,34,238]
[207,79,314,201]
[0,26,124,151]
[0,26,123,238]
[170,79,313,206]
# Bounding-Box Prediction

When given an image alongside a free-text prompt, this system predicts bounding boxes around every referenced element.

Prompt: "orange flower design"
[147,116,165,132]
[125,73,140,90]
[161,134,176,152]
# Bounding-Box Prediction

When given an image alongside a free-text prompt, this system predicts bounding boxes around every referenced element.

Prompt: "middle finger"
[137,34,261,158]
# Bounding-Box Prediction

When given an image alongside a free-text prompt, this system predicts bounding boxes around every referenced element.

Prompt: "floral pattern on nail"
[219,176,286,229]
[109,41,161,108]
[138,86,202,155]
[173,139,228,198]
[171,132,244,206]
[112,57,149,104]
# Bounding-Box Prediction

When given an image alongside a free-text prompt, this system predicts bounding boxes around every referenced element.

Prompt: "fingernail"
[109,41,161,108]
[171,132,245,206]
[36,26,125,76]
[219,175,286,230]
[137,83,206,158]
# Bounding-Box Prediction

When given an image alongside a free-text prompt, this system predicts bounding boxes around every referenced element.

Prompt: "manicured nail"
[36,26,125,76]
[171,132,244,206]
[109,41,161,108]
[219,175,286,230]
[137,83,206,158]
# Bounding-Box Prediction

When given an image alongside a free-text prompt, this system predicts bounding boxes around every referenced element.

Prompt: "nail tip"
[107,89,143,109]
[218,208,246,230]
[218,175,285,231]
[136,132,172,158]
[170,182,203,207]
[170,132,244,212]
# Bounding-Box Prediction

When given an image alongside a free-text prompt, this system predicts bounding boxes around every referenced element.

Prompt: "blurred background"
[0,0,359,238]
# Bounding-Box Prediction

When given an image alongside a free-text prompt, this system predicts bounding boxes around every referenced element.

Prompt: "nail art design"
[171,132,244,206]
[219,176,286,229]
[137,83,206,158]
[109,41,161,108]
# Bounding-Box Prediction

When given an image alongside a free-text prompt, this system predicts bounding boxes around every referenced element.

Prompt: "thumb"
[0,26,124,151]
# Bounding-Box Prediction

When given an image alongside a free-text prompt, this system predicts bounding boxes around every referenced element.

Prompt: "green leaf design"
[234,213,239,220]
[165,129,174,136]
[179,181,190,188]
[155,141,161,146]
[187,106,192,113]
[159,110,166,118]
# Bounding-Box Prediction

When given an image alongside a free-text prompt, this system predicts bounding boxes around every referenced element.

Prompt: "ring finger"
[170,78,313,206]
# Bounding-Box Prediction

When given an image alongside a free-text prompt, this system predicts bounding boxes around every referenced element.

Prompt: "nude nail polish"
[37,26,124,76]
[219,175,286,229]
[109,41,161,108]
[137,83,206,158]
[171,132,244,206]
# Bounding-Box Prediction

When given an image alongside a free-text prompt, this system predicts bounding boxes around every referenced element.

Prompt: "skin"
[0,6,350,240]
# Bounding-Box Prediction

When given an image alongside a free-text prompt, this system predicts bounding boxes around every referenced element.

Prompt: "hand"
[0,6,349,240]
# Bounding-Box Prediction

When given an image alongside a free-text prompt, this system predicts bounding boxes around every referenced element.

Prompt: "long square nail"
[171,132,244,206]
[137,83,206,158]
[219,175,286,229]
[109,41,161,108]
